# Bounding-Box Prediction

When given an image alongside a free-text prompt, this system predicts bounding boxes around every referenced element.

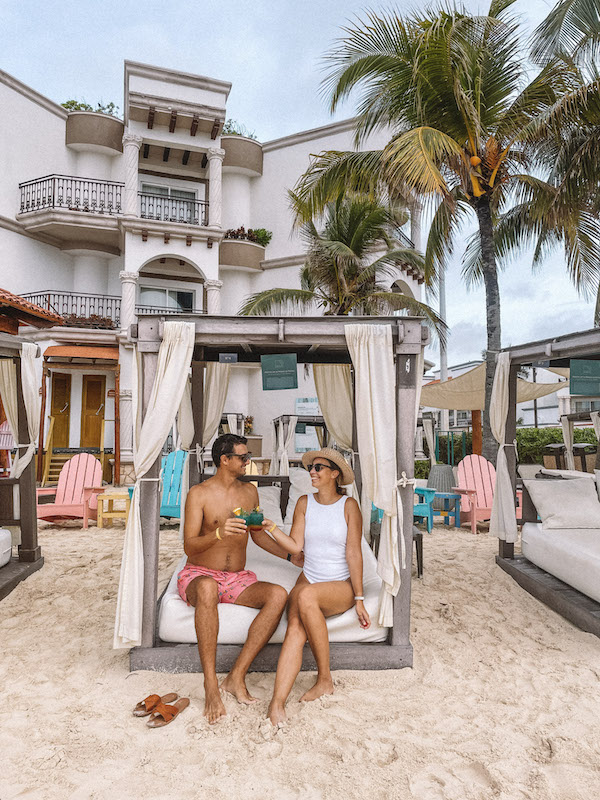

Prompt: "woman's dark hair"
[326,458,347,495]
[212,433,247,468]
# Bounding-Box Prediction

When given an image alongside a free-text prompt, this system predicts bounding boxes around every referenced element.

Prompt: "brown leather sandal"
[133,693,178,717]
[147,697,190,728]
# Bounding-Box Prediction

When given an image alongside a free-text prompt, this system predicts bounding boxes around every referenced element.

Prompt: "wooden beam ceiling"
[210,118,220,139]
[182,150,190,166]
[162,147,170,162]
[190,115,199,137]
[142,143,150,159]
[201,153,208,169]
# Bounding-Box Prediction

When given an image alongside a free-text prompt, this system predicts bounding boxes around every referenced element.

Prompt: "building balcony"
[138,192,209,227]
[219,238,266,270]
[21,291,122,329]
[17,177,212,253]
[20,291,208,330]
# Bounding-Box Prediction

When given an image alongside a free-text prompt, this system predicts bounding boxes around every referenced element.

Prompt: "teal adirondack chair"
[413,487,436,533]
[160,449,188,518]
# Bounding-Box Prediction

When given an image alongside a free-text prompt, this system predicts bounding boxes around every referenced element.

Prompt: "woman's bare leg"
[296,580,354,702]
[267,582,307,725]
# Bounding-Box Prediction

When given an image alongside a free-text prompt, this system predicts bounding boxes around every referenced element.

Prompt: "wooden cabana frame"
[0,333,43,600]
[129,314,428,673]
[495,327,600,637]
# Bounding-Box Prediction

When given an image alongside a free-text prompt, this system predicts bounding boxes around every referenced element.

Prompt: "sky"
[1,0,594,367]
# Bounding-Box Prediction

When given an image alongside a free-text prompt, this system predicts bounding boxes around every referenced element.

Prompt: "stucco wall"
[0,226,73,294]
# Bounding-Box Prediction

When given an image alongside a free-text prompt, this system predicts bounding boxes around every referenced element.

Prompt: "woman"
[261,448,370,725]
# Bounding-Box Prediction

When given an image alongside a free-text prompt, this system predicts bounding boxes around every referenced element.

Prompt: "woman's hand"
[355,600,370,629]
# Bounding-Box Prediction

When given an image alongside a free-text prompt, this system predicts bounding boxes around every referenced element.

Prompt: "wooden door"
[50,373,71,448]
[81,375,106,448]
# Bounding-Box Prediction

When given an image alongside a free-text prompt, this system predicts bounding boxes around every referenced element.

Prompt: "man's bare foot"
[299,677,334,703]
[267,701,287,726]
[204,686,226,724]
[221,673,259,705]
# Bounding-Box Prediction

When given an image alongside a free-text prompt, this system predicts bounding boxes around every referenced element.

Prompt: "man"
[181,433,297,724]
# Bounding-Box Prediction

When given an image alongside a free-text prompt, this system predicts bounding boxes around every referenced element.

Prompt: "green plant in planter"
[249,228,272,247]
[222,119,258,139]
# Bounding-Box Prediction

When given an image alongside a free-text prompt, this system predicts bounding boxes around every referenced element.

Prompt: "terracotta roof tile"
[0,288,64,325]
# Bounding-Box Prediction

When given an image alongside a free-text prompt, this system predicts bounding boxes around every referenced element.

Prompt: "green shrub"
[516,427,597,464]
[414,460,431,479]
[433,431,473,465]
[250,228,273,247]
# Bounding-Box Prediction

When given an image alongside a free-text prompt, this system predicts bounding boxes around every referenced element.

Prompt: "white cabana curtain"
[269,420,279,475]
[345,324,402,627]
[176,363,230,540]
[114,321,195,649]
[590,411,600,443]
[489,353,518,543]
[313,364,353,451]
[423,418,436,467]
[0,342,40,479]
[560,415,576,470]
[227,413,242,436]
[278,416,298,475]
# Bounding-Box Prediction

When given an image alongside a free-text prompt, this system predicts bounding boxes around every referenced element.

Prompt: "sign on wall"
[569,359,600,396]
[294,396,321,453]
[261,354,298,391]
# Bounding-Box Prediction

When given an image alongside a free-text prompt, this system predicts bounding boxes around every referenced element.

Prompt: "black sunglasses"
[225,452,251,463]
[308,463,333,473]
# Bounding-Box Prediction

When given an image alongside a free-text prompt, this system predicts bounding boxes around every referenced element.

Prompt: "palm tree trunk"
[474,196,501,464]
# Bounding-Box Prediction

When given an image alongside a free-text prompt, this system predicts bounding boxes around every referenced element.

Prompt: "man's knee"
[266,583,288,610]
[191,577,219,607]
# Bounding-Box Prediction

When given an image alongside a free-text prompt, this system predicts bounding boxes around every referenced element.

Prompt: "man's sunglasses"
[307,463,333,473]
[225,452,251,463]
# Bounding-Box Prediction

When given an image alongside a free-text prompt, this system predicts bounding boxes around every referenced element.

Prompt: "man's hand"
[222,517,247,537]
[291,551,304,568]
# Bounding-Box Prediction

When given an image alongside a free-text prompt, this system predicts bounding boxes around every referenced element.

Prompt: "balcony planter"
[222,135,263,177]
[66,112,124,154]
[219,239,265,270]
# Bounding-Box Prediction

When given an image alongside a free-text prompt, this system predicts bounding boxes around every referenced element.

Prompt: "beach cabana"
[0,333,43,599]
[114,315,427,672]
[490,328,600,638]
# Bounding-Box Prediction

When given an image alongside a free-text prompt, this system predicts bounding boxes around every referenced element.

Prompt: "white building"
[1,61,424,481]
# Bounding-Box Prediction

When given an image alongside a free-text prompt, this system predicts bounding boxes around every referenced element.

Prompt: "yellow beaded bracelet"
[268,523,277,534]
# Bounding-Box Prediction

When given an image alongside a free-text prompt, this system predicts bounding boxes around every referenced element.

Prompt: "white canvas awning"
[420,363,566,411]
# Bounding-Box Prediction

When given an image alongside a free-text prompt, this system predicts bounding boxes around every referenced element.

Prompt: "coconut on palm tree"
[291,0,600,460]
[239,193,447,340]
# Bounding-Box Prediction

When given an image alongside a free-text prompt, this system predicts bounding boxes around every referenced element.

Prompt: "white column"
[205,279,223,315]
[122,131,143,216]
[207,147,225,229]
[119,388,134,465]
[119,271,138,333]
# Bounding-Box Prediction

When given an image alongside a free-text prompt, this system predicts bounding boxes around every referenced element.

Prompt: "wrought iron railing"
[19,175,124,215]
[138,192,209,226]
[136,305,207,316]
[21,292,121,328]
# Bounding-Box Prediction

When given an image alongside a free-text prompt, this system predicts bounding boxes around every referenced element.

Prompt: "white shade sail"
[420,362,565,410]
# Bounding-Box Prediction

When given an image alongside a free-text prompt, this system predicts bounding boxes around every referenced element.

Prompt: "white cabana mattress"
[521,523,600,604]
[158,533,389,644]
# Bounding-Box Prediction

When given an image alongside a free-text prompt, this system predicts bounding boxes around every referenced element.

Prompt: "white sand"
[1,521,600,800]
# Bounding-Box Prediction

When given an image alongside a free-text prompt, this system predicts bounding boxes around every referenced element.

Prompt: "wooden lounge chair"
[36,453,103,529]
[159,450,188,519]
[413,487,436,533]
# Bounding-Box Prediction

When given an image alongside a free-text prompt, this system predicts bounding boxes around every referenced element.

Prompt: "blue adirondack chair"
[160,449,188,518]
[413,487,436,533]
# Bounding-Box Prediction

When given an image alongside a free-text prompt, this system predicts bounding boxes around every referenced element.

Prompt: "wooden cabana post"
[130,315,427,672]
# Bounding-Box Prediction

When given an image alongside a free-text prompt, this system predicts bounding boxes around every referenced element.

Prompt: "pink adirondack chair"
[452,454,522,533]
[36,453,103,529]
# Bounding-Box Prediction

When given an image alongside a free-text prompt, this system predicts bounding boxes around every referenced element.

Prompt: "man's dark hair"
[212,433,248,468]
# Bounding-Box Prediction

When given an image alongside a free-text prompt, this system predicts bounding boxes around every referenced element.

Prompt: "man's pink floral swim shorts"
[177,564,258,605]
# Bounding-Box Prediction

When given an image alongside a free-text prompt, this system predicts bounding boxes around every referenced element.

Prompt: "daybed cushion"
[523,478,600,530]
[158,531,389,644]
[0,528,11,568]
[283,467,317,530]
[521,522,600,604]
[257,486,284,528]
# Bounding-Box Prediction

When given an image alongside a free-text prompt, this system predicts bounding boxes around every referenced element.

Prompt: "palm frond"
[368,291,449,346]
[531,0,600,65]
[384,127,466,198]
[238,289,321,316]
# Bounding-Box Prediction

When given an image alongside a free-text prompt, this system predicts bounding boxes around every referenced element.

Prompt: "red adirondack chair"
[452,454,522,533]
[36,453,104,529]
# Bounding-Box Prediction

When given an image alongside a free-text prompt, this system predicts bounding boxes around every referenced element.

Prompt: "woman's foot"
[299,677,334,702]
[267,701,287,726]
[204,686,227,724]
[221,673,259,705]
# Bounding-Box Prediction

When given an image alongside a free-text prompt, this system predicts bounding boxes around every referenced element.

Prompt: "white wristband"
[354,595,364,601]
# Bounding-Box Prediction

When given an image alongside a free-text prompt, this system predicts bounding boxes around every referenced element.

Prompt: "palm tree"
[239,194,447,340]
[291,1,600,460]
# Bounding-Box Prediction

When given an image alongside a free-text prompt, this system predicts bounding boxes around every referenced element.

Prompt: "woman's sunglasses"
[308,463,333,473]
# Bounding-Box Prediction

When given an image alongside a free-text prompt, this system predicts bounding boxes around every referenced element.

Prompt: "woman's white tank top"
[302,493,350,584]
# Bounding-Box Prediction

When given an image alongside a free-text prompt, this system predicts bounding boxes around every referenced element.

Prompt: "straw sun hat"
[301,448,354,486]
